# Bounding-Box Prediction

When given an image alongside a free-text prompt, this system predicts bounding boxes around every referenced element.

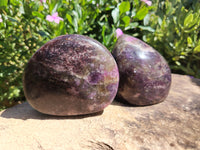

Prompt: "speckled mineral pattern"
[112,34,171,105]
[23,34,119,116]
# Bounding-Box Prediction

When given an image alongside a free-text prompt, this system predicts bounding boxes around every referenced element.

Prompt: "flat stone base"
[0,74,200,150]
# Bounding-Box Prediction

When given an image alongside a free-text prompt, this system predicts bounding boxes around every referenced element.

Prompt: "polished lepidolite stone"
[23,34,119,116]
[112,34,171,105]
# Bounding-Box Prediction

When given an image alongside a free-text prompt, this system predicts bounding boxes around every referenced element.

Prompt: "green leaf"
[111,7,120,24]
[122,16,130,27]
[133,0,139,5]
[143,14,150,26]
[184,13,193,27]
[165,0,173,15]
[73,17,78,32]
[13,88,20,96]
[175,61,181,66]
[66,14,73,25]
[52,3,58,14]
[7,16,18,22]
[0,0,8,7]
[119,1,130,14]
[32,11,44,19]
[75,4,82,18]
[0,73,3,77]
[125,22,139,30]
[131,9,136,17]
[19,2,25,14]
[72,10,79,20]
[187,37,193,47]
[135,6,148,20]
[198,39,200,45]
[9,0,20,5]
[8,86,20,99]
[101,25,106,45]
[194,45,200,53]
[56,21,66,36]
[139,26,155,32]
[38,5,44,12]
[184,13,200,30]
[38,30,50,37]
[158,17,162,26]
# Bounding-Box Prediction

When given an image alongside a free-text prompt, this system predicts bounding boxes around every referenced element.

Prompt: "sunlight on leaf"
[119,1,130,14]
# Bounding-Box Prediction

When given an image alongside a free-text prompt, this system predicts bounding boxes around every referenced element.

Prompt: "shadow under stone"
[111,97,132,107]
[190,77,200,87]
[0,102,103,120]
[111,97,161,107]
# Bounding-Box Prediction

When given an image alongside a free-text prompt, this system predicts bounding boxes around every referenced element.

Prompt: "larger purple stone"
[112,34,171,105]
[23,34,119,116]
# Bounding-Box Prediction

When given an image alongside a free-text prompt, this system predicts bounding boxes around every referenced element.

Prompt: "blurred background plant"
[0,0,199,109]
[143,0,200,78]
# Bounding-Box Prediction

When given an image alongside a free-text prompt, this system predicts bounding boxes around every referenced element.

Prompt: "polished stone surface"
[23,34,119,116]
[112,34,171,105]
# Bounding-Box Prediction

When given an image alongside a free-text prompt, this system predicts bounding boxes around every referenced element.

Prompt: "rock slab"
[0,74,200,150]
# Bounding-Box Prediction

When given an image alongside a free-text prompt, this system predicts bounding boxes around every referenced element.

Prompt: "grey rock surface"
[0,74,200,150]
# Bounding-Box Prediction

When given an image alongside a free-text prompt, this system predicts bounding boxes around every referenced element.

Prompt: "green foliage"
[0,0,8,8]
[0,0,47,107]
[0,0,199,109]
[143,0,200,78]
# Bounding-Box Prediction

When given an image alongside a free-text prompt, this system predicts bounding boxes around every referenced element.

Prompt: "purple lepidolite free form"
[23,34,119,116]
[112,34,171,105]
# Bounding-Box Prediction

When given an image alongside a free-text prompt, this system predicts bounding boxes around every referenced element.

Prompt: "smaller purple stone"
[112,34,171,106]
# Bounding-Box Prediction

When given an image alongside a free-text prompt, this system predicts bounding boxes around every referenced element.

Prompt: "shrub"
[142,0,200,78]
[0,0,51,107]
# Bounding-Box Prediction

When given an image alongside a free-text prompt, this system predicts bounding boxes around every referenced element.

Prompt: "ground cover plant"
[0,0,199,109]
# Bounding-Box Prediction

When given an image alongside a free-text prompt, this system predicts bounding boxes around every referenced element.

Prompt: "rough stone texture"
[0,74,200,150]
[23,34,119,116]
[112,34,171,106]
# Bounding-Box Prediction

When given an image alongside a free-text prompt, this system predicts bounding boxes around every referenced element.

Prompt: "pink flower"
[0,15,2,22]
[141,0,152,6]
[116,28,123,38]
[46,12,63,24]
[40,0,46,3]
